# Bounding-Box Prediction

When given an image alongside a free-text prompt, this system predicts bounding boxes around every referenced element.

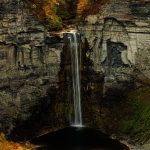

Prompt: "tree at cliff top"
[26,0,64,30]
[25,0,86,30]
[25,0,108,30]
[77,0,90,20]
[77,0,110,20]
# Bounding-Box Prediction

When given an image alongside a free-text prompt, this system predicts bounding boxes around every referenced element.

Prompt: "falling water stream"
[68,31,82,127]
[30,30,129,150]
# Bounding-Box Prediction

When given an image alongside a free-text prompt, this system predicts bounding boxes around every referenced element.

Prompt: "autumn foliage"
[25,0,109,30]
[77,0,90,19]
[25,0,85,30]
[26,0,63,30]
[0,133,31,150]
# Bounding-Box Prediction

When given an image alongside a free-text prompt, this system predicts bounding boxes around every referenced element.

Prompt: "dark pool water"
[31,127,129,150]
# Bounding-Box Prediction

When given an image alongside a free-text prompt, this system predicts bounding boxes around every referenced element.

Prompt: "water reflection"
[31,127,129,150]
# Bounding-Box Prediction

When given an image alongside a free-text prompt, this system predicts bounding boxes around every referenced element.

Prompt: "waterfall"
[67,31,83,127]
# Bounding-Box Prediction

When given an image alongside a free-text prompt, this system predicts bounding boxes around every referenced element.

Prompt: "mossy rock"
[120,86,150,143]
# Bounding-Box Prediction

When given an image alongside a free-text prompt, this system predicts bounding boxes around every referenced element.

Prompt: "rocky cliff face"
[79,0,150,144]
[0,0,63,135]
[0,0,150,146]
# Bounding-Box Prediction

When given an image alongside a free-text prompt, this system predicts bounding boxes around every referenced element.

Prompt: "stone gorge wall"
[79,0,150,99]
[79,0,150,143]
[0,0,150,144]
[0,0,53,68]
[80,0,150,70]
[0,0,44,66]
[0,0,63,134]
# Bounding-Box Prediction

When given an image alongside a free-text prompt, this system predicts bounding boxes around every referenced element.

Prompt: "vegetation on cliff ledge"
[120,86,150,143]
[25,0,108,30]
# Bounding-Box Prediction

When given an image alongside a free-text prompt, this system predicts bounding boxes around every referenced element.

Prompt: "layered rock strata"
[0,0,63,134]
[79,0,150,143]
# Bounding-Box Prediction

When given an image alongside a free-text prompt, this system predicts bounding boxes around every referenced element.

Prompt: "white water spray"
[68,31,83,127]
